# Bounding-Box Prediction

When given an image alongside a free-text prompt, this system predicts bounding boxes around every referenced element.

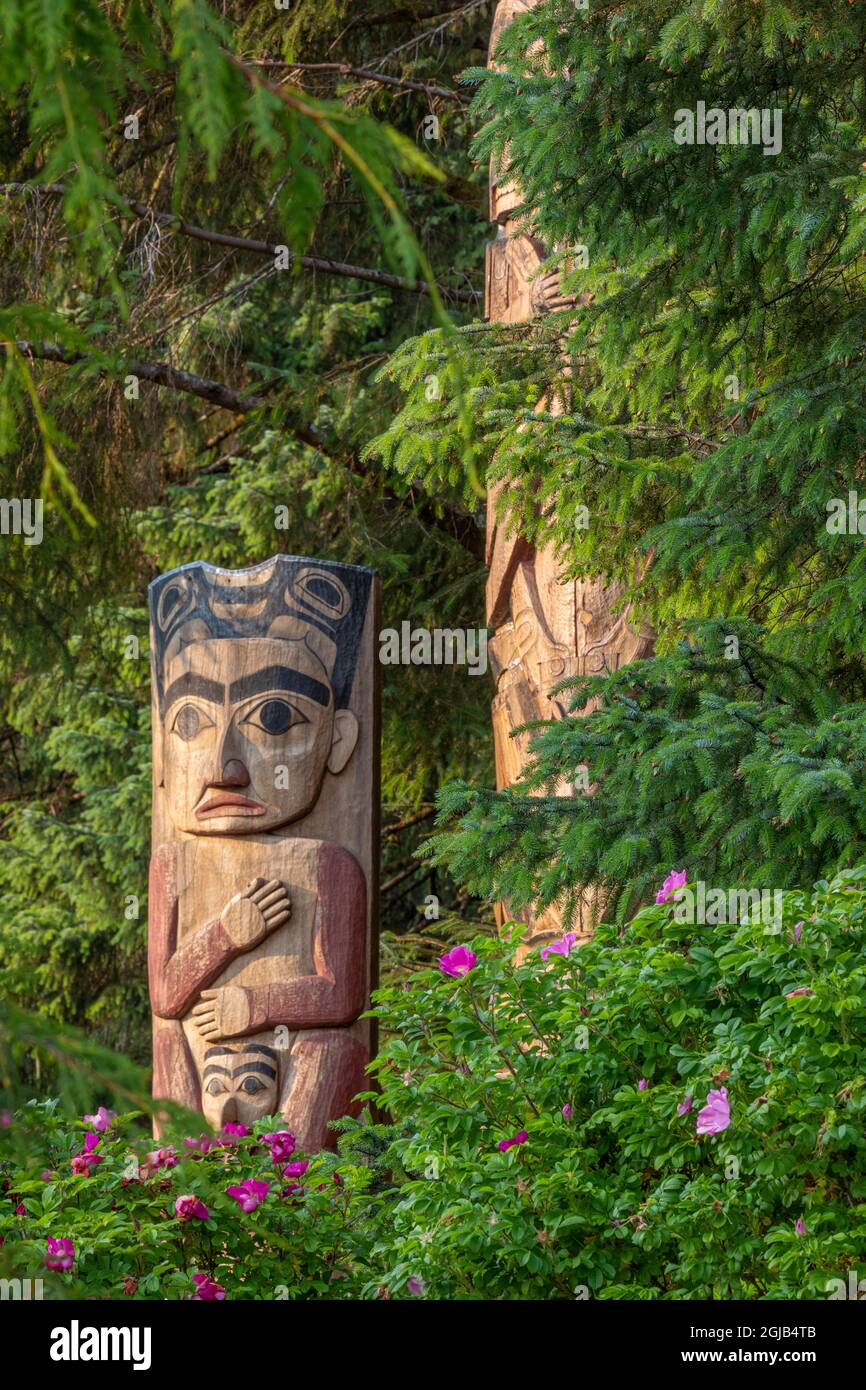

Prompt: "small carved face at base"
[200,1043,279,1129]
[161,637,358,834]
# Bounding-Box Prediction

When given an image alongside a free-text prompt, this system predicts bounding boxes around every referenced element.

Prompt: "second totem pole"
[484,0,655,951]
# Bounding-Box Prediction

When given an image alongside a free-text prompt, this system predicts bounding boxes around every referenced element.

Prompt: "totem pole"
[485,0,655,951]
[147,555,379,1151]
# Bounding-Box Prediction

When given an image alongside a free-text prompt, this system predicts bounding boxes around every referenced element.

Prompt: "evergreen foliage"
[0,0,495,1070]
[368,0,866,918]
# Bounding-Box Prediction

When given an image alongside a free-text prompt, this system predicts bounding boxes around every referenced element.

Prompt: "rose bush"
[3,864,866,1299]
[0,1107,378,1299]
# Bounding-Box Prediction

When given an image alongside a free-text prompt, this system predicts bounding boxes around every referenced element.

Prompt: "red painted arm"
[245,842,367,1031]
[148,845,244,1020]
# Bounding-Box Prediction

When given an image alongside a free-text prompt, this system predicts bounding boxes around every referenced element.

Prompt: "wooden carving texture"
[148,555,380,1150]
[486,0,655,954]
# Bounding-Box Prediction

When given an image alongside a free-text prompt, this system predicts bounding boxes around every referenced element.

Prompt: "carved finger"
[198,1022,221,1038]
[263,909,291,929]
[249,878,283,904]
[256,887,288,912]
[254,878,284,900]
[263,895,291,916]
[242,876,267,899]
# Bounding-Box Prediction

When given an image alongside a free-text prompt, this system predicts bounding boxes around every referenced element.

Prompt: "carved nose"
[218,759,250,788]
[216,1096,237,1128]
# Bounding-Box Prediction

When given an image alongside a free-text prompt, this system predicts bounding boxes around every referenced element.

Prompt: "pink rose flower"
[45,1237,74,1272]
[226,1179,270,1213]
[71,1152,102,1177]
[795,1217,807,1237]
[83,1106,115,1132]
[561,1103,573,1120]
[183,1135,216,1157]
[696,1087,731,1137]
[656,869,687,904]
[638,1078,649,1091]
[192,1272,226,1301]
[793,921,803,943]
[261,1131,296,1164]
[540,932,577,960]
[676,1095,694,1116]
[222,1123,248,1139]
[69,1129,103,1177]
[14,1203,26,1216]
[175,1194,210,1223]
[497,1130,528,1153]
[147,1147,178,1171]
[407,1276,424,1296]
[282,1160,309,1179]
[438,945,477,978]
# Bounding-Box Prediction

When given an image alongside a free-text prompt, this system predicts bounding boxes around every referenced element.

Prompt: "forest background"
[0,0,496,1087]
[4,0,866,1099]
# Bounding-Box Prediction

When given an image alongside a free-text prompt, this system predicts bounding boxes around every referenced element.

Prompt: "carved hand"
[532,268,578,314]
[191,986,252,1040]
[220,877,291,949]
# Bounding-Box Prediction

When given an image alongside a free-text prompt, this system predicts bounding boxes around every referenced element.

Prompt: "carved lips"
[195,793,267,820]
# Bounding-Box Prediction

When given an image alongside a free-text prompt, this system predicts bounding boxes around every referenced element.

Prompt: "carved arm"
[148,846,291,1019]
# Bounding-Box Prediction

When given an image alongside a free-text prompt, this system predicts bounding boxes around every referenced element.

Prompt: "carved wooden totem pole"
[485,0,655,952]
[148,555,379,1151]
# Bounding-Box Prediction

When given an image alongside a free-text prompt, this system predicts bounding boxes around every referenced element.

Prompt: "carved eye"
[205,1078,226,1096]
[172,703,214,741]
[242,699,306,737]
[240,1076,265,1096]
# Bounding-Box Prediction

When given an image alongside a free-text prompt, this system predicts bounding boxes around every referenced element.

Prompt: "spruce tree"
[369,0,866,922]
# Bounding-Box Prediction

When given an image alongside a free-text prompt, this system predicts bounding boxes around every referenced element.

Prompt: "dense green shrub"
[4,862,866,1299]
[0,1101,384,1300]
[366,865,866,1299]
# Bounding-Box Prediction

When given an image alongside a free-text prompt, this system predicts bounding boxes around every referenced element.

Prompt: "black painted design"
[149,556,373,713]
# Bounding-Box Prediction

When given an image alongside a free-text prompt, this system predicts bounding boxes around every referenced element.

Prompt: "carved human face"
[200,1044,279,1129]
[161,637,358,834]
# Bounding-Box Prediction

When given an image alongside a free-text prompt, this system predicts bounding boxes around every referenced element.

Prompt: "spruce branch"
[244,60,468,104]
[5,339,272,416]
[1,183,480,304]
